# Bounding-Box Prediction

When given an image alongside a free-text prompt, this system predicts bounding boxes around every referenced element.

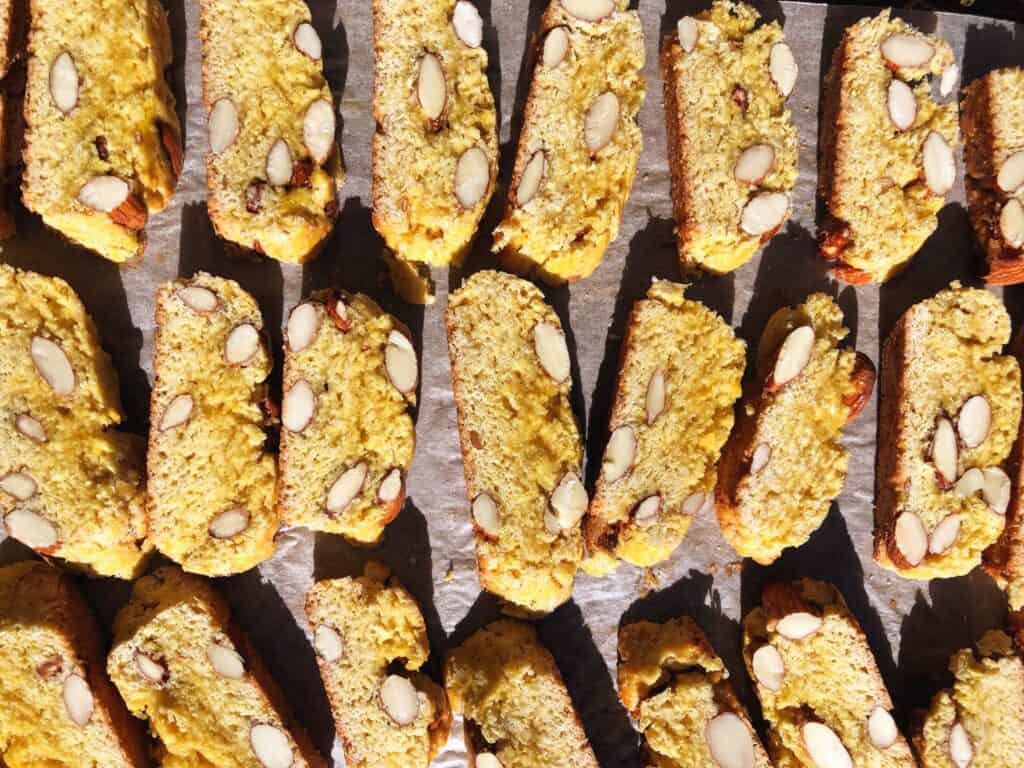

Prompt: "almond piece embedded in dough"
[881,34,934,69]
[0,472,37,501]
[735,144,775,185]
[982,467,1011,515]
[776,612,822,640]
[15,413,47,442]
[380,674,420,726]
[303,99,335,165]
[49,52,79,114]
[887,79,917,131]
[956,395,990,449]
[772,326,815,388]
[225,323,260,366]
[706,712,755,768]
[769,43,798,98]
[250,723,293,768]
[78,175,129,212]
[740,192,789,237]
[31,336,75,396]
[930,416,958,488]
[750,443,771,474]
[378,469,403,504]
[1000,198,1024,248]
[177,285,219,314]
[801,722,853,768]
[677,16,697,53]
[603,426,636,484]
[940,63,959,98]
[955,467,985,497]
[266,139,294,186]
[534,321,570,383]
[208,508,250,539]
[560,0,614,23]
[63,674,94,727]
[682,491,706,516]
[894,511,928,567]
[326,463,368,515]
[949,722,973,768]
[584,91,620,153]
[293,22,322,59]
[4,509,59,551]
[208,643,245,679]
[867,706,898,750]
[385,330,418,394]
[135,651,168,684]
[282,379,316,434]
[314,624,344,662]
[542,26,570,68]
[517,150,547,206]
[928,514,961,555]
[752,644,785,691]
[632,496,661,529]
[454,146,491,209]
[472,492,499,537]
[160,394,194,431]
[923,131,955,196]
[550,471,588,530]
[209,98,240,154]
[645,368,667,425]
[286,302,322,352]
[998,151,1024,194]
[418,53,447,124]
[452,1,483,47]
[476,755,503,768]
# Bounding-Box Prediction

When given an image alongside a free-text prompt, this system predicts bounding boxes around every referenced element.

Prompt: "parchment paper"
[2,1,1024,765]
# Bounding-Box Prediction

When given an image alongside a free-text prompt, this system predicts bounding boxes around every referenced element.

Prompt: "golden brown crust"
[816,35,849,264]
[660,35,693,275]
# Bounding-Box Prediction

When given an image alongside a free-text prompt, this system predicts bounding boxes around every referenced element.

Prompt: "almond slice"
[282,379,316,434]
[303,99,335,165]
[15,413,47,442]
[750,443,771,474]
[769,43,798,99]
[472,492,500,537]
[543,509,562,535]
[417,53,447,123]
[293,22,322,59]
[646,368,667,425]
[208,508,250,539]
[867,706,898,750]
[314,625,344,662]
[209,98,239,154]
[385,330,418,394]
[776,612,822,640]
[603,426,636,484]
[534,321,570,383]
[954,467,984,497]
[740,192,789,237]
[584,91,619,153]
[63,674,94,727]
[560,0,614,22]
[928,514,961,555]
[550,471,588,530]
[250,724,293,768]
[177,285,219,314]
[923,131,955,196]
[1000,199,1024,248]
[735,144,775,185]
[31,336,75,396]
[931,417,958,487]
[772,326,815,387]
[517,150,546,206]
[287,302,322,352]
[982,468,1010,515]
[135,651,168,684]
[266,139,293,186]
[706,712,755,768]
[998,151,1024,194]
[752,644,785,691]
[455,146,490,209]
[802,722,853,768]
[940,63,959,98]
[453,1,483,47]
[78,175,129,212]
[949,722,973,768]
[957,396,991,449]
[633,496,661,529]
[49,52,79,114]
[4,509,58,550]
[327,463,368,515]
[378,469,403,504]
[894,512,928,567]
[380,674,420,726]
[208,643,245,679]
[160,394,194,431]
[0,473,37,501]
[476,755,503,768]
[677,16,698,53]
[542,27,570,68]
[225,323,260,366]
[881,34,934,69]
[887,79,916,131]
[327,293,351,331]
[682,491,706,516]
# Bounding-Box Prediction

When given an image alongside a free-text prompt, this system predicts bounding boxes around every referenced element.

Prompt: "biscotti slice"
[716,293,875,564]
[619,616,771,768]
[0,562,148,768]
[583,281,744,575]
[279,291,416,542]
[663,1,798,275]
[199,0,341,263]
[108,566,326,768]
[445,269,585,615]
[445,619,599,768]
[492,0,644,284]
[818,9,958,283]
[875,284,1021,580]
[0,264,149,578]
[305,561,450,768]
[913,630,1024,768]
[21,0,180,262]
[147,273,277,576]
[962,67,1024,285]
[744,580,917,768]
[371,0,497,282]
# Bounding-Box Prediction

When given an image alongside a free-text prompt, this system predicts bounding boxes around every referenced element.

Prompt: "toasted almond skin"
[985,258,1024,286]
[159,121,184,178]
[109,193,148,230]
[844,352,876,423]
[818,217,852,262]
[326,290,352,332]
[831,262,873,285]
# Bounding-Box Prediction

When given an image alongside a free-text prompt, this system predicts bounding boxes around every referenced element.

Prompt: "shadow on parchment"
[162,0,188,158]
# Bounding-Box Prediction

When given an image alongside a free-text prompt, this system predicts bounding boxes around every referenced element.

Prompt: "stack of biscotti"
[716,293,875,564]
[147,273,278,576]
[199,0,341,263]
[108,566,326,768]
[445,619,599,768]
[663,1,798,275]
[962,67,1024,285]
[818,9,959,283]
[306,561,450,768]
[493,0,644,284]
[744,580,917,767]
[0,264,150,578]
[876,284,1021,580]
[0,561,148,768]
[913,630,1024,768]
[21,0,180,262]
[279,291,417,543]
[584,281,744,575]
[619,616,772,768]
[372,0,498,305]
[445,270,585,615]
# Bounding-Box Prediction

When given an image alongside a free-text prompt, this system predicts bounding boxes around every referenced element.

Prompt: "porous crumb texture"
[147,272,277,576]
[305,562,450,768]
[818,9,958,283]
[445,270,584,615]
[371,0,497,268]
[876,284,1021,580]
[618,616,772,768]
[279,291,416,542]
[108,566,326,768]
[663,1,798,275]
[914,631,1024,768]
[716,294,862,564]
[21,0,180,262]
[0,264,150,578]
[743,580,917,768]
[0,562,148,768]
[199,0,342,263]
[584,280,744,574]
[493,0,645,284]
[444,619,599,768]
[962,68,1024,284]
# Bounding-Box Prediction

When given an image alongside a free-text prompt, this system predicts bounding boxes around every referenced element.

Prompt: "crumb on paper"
[724,561,742,577]
[708,561,718,576]
[638,568,659,596]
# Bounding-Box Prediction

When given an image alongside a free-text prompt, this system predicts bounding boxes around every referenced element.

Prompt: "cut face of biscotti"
[962,67,1024,285]
[199,0,341,263]
[619,616,771,768]
[445,619,599,768]
[108,566,326,768]
[492,0,644,285]
[445,270,585,615]
[744,580,916,768]
[305,561,450,768]
[663,1,798,275]
[876,284,1021,580]
[0,562,148,768]
[584,281,744,575]
[0,264,150,578]
[147,273,278,576]
[372,0,497,276]
[21,0,180,262]
[279,291,416,543]
[914,630,1024,768]
[716,293,874,565]
[818,9,958,283]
